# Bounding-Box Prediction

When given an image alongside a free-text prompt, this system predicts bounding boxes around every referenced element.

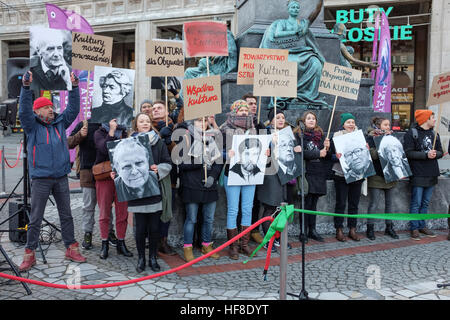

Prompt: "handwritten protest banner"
[146,39,184,77]
[253,60,297,98]
[237,48,289,85]
[318,62,362,138]
[426,71,450,149]
[183,21,228,57]
[183,75,221,121]
[72,32,113,71]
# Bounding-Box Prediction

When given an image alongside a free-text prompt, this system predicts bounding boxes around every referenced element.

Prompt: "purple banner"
[45,3,94,34]
[373,11,391,113]
[46,3,94,162]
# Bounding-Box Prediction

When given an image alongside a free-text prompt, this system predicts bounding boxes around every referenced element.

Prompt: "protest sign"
[183,75,221,121]
[146,39,184,77]
[318,62,362,139]
[72,32,113,71]
[319,62,362,100]
[237,48,289,85]
[183,21,228,57]
[253,60,297,98]
[426,71,450,149]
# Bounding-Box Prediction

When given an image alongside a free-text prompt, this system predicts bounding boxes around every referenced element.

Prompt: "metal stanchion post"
[1,145,5,194]
[279,202,288,300]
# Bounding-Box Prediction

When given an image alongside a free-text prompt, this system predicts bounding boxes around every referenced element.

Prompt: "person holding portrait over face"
[341,137,373,183]
[91,70,134,127]
[112,138,161,203]
[378,135,411,182]
[229,137,264,185]
[30,27,72,91]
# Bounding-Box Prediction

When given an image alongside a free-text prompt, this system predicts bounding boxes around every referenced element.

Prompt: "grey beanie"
[140,99,153,110]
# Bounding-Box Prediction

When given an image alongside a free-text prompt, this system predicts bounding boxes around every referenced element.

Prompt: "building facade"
[0,0,448,150]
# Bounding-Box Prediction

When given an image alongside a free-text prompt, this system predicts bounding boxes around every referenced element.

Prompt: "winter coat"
[299,128,331,195]
[19,85,79,179]
[176,122,223,203]
[403,123,443,187]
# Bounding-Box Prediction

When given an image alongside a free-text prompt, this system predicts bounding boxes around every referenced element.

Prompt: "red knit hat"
[414,109,433,126]
[33,97,53,111]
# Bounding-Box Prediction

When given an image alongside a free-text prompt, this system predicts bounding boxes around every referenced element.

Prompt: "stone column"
[428,0,450,155]
[0,41,9,100]
[134,20,152,115]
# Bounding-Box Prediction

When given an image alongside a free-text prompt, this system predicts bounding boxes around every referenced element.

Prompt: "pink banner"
[373,11,391,113]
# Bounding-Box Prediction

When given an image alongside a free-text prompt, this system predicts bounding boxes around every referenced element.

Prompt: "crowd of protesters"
[17,71,449,274]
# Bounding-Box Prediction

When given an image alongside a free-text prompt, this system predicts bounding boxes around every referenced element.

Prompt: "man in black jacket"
[403,110,443,240]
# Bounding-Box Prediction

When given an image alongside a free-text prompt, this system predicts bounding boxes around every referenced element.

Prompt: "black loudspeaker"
[8,200,29,243]
[7,57,30,99]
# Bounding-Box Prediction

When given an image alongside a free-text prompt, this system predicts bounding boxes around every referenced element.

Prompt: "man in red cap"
[403,109,443,240]
[18,71,86,272]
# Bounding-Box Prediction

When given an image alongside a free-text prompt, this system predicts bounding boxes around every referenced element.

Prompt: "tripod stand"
[286,122,316,300]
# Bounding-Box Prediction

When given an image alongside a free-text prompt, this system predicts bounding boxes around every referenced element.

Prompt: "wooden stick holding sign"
[318,62,362,140]
[165,76,168,126]
[326,95,339,140]
[84,70,90,119]
[426,71,450,151]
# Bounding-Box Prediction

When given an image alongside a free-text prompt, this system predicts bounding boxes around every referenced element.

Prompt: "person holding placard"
[150,100,178,256]
[93,118,132,260]
[176,118,223,262]
[257,109,299,252]
[125,113,172,272]
[294,111,330,243]
[220,100,258,259]
[330,113,365,242]
[365,117,399,241]
[403,110,443,240]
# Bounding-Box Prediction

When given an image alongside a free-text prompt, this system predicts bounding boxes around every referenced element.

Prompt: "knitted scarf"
[303,129,322,148]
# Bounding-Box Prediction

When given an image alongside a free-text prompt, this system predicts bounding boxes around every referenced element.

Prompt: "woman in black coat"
[294,111,330,242]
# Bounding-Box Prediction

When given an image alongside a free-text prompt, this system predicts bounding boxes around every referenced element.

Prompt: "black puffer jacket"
[403,123,443,186]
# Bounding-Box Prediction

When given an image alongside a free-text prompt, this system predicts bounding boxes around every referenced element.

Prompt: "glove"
[159,126,172,138]
[22,71,32,87]
[203,176,215,188]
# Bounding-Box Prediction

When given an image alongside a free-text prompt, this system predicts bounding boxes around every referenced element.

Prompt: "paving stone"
[396,289,417,298]
[115,286,147,300]
[318,292,349,300]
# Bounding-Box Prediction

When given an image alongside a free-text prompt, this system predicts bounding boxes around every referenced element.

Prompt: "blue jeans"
[409,186,434,230]
[223,175,255,229]
[183,202,216,245]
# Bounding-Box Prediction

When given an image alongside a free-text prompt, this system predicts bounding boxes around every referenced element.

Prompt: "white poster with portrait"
[273,126,303,185]
[374,134,412,183]
[107,133,160,203]
[227,135,271,186]
[333,130,376,183]
[91,66,136,127]
[29,26,73,92]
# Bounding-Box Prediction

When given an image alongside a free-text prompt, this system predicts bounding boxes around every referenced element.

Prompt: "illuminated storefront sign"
[335,7,413,42]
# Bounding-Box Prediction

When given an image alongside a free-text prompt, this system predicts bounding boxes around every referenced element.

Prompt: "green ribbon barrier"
[244,205,450,264]
[243,204,295,264]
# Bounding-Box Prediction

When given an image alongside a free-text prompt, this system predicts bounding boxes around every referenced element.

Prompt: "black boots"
[308,228,324,242]
[100,240,109,259]
[366,224,375,240]
[385,224,399,239]
[149,255,160,272]
[136,255,146,273]
[117,240,133,257]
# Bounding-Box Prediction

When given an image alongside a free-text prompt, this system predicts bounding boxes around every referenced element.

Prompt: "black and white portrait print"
[333,130,376,183]
[374,134,412,183]
[274,126,303,185]
[228,135,270,186]
[29,26,72,92]
[107,135,160,202]
[91,66,136,127]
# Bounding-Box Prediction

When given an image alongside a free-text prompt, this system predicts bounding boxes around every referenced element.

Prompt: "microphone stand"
[287,122,315,300]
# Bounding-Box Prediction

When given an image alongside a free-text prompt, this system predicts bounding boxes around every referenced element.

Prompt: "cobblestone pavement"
[1,193,449,301]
